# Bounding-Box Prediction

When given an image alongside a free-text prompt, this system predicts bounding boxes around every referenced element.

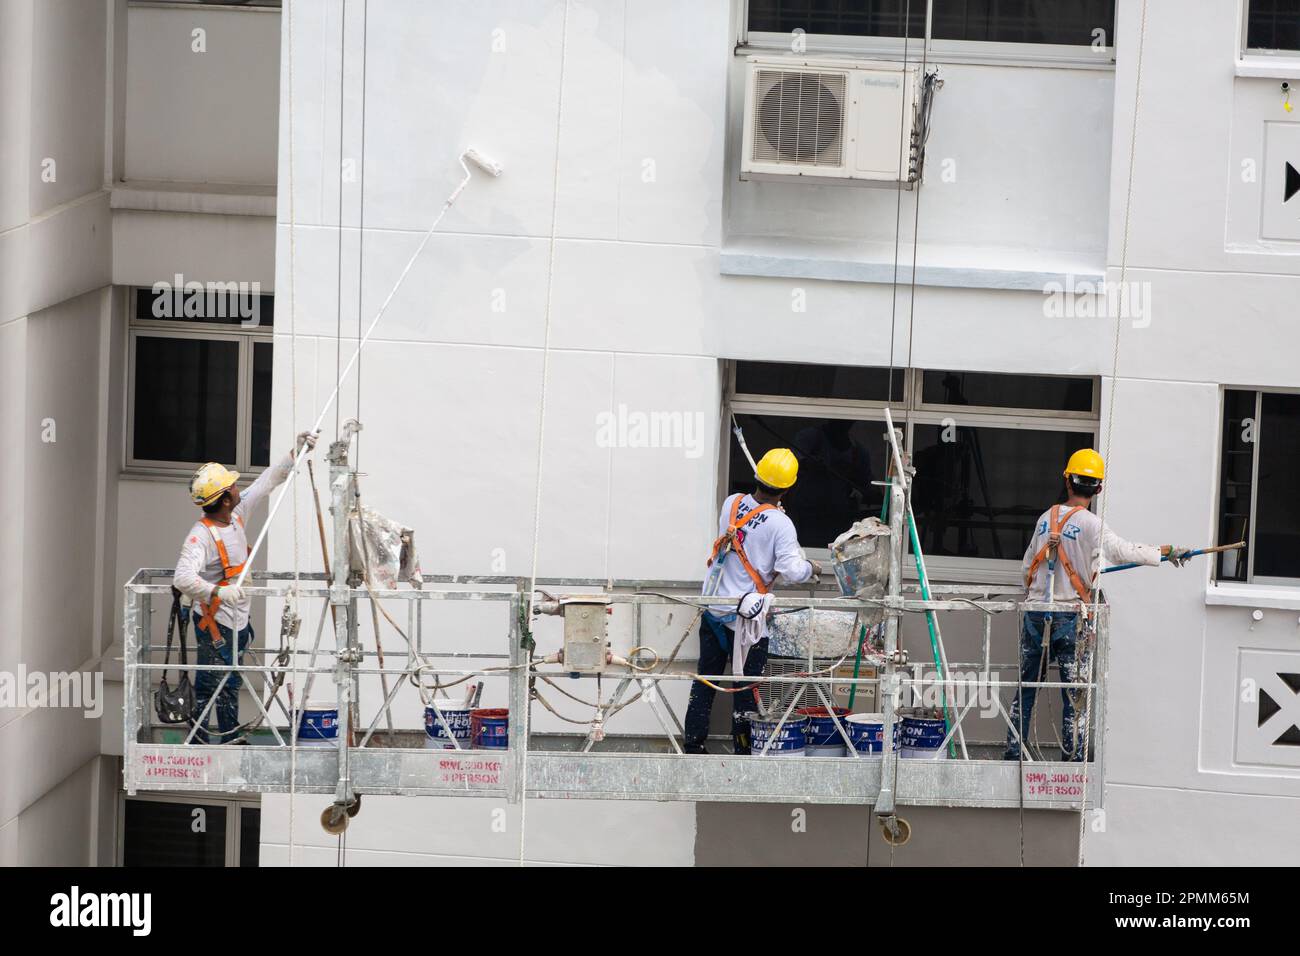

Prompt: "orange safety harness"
[1024,504,1091,603]
[196,515,246,643]
[706,496,776,594]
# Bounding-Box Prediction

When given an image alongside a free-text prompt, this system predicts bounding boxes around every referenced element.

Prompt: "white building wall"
[266,0,1300,866]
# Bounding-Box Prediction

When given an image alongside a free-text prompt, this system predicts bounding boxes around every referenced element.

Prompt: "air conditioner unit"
[741,56,923,188]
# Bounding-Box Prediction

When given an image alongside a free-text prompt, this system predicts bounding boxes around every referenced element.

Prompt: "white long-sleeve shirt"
[173,453,294,630]
[704,493,814,627]
[1021,504,1162,601]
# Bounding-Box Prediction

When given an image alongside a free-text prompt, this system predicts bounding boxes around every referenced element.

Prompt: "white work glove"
[737,592,766,620]
[1166,546,1193,568]
[809,559,823,584]
[215,584,246,604]
[293,429,320,455]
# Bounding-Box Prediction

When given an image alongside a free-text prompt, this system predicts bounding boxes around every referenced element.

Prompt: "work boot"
[682,742,707,755]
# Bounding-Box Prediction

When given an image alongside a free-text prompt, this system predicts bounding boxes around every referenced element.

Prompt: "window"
[120,794,260,867]
[727,362,1099,566]
[746,0,1117,49]
[127,286,273,472]
[1246,0,1300,53]
[1217,389,1300,584]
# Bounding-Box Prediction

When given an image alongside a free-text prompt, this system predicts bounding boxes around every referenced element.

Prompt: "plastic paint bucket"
[845,712,900,756]
[901,709,949,760]
[796,706,851,748]
[746,713,809,756]
[298,702,338,746]
[424,701,473,750]
[471,708,509,749]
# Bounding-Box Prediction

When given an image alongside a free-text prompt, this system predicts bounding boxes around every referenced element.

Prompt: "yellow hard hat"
[190,462,240,506]
[755,448,799,490]
[1063,448,1105,481]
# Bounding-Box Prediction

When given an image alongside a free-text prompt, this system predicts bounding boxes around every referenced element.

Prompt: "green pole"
[906,510,955,757]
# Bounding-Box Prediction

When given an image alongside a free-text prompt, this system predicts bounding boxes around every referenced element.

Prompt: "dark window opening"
[1247,0,1300,52]
[251,342,273,467]
[123,800,227,867]
[1252,392,1300,579]
[1217,389,1255,582]
[730,413,886,548]
[921,370,1094,412]
[135,287,274,327]
[735,361,904,403]
[133,336,240,464]
[911,424,1093,560]
[748,0,1116,46]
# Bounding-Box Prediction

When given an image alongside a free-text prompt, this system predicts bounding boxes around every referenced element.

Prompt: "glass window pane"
[1253,393,1300,579]
[133,336,240,464]
[124,800,227,867]
[1217,389,1255,582]
[921,370,1094,412]
[239,807,261,867]
[931,0,1116,45]
[730,414,887,548]
[1247,0,1300,51]
[748,0,1115,44]
[251,342,273,467]
[736,361,904,402]
[135,287,274,327]
[911,424,1094,560]
[749,0,926,38]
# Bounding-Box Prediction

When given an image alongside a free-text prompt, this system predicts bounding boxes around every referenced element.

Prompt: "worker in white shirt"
[1005,448,1191,761]
[684,448,821,755]
[174,430,318,743]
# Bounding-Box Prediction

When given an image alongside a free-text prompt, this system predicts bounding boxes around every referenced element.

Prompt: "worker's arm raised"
[236,430,319,516]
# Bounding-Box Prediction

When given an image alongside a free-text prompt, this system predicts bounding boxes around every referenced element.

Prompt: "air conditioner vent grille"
[751,70,846,167]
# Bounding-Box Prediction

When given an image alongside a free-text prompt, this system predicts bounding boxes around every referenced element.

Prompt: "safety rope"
[1078,0,1150,869]
[520,0,573,868]
[285,0,300,868]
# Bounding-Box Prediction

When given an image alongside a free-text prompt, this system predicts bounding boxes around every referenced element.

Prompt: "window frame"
[738,0,1118,70]
[1241,0,1300,55]
[725,363,1100,582]
[1215,385,1300,588]
[116,791,261,868]
[125,286,273,478]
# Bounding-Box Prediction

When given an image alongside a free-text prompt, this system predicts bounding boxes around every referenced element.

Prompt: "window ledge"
[720,235,1104,291]
[1235,55,1300,79]
[111,180,276,218]
[1206,582,1300,612]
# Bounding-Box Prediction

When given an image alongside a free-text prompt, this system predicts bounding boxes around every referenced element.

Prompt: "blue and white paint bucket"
[471,708,509,749]
[901,708,949,760]
[746,713,809,756]
[845,712,900,756]
[798,706,850,757]
[298,702,338,746]
[424,701,473,750]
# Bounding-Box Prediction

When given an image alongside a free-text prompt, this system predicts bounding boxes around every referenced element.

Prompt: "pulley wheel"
[879,815,912,847]
[321,803,349,835]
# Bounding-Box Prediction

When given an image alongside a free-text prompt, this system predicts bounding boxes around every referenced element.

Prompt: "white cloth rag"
[733,593,775,676]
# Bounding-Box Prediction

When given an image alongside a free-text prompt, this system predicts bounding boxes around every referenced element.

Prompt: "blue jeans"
[192,611,253,744]
[1005,612,1086,761]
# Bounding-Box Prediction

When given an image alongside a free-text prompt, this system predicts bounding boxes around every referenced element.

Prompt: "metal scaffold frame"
[123,579,1110,812]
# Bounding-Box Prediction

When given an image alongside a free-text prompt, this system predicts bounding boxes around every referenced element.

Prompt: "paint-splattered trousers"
[683,617,768,754]
[192,612,254,744]
[1005,611,1087,761]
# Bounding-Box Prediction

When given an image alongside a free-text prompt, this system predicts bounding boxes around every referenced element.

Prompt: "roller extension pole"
[233,149,503,590]
[1101,541,1245,574]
